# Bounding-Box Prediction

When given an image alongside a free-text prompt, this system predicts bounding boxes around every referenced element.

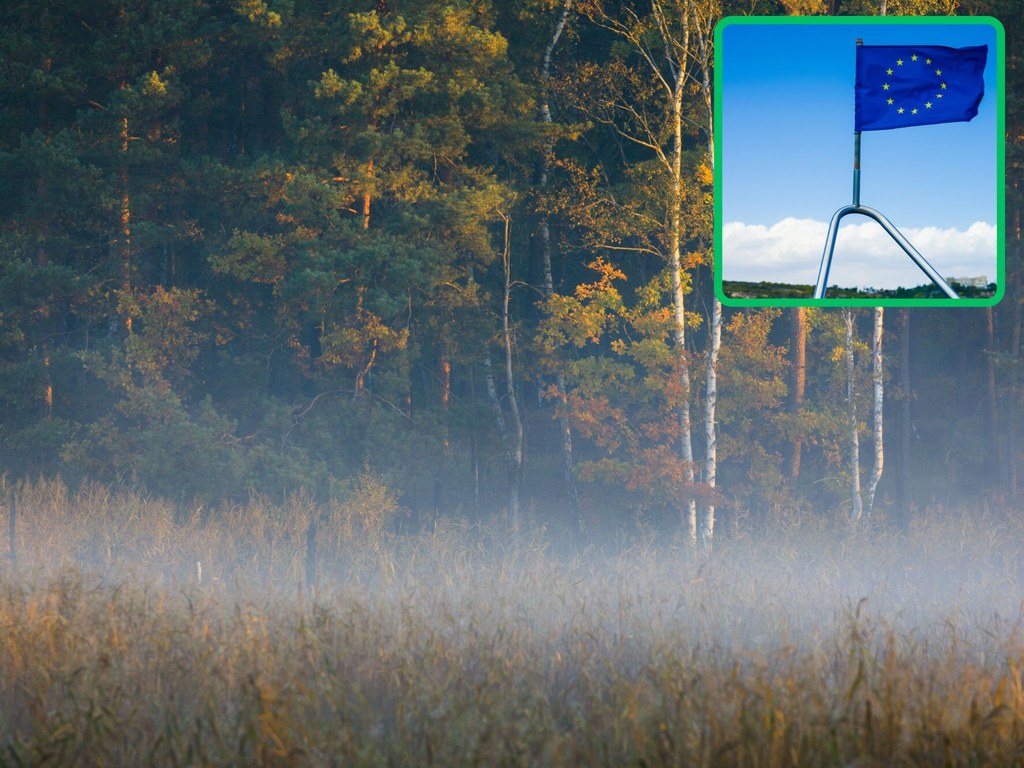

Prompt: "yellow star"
[940,83,947,89]
[882,83,890,91]
[911,108,919,114]
[936,93,943,99]
[887,98,894,105]
[911,54,918,61]
[935,68,942,75]
[925,101,932,108]
[897,58,904,66]
[926,58,932,64]
[886,68,893,75]
[898,107,905,114]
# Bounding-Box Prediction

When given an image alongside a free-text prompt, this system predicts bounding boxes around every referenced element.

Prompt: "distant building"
[946,276,990,288]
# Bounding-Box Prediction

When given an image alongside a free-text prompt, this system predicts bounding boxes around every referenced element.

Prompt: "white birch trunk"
[660,4,696,543]
[846,309,863,522]
[702,296,721,550]
[866,307,884,515]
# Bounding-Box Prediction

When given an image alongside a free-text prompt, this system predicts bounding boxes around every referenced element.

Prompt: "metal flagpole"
[814,39,960,300]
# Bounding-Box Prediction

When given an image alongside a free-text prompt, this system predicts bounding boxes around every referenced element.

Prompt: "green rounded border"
[713,15,1006,308]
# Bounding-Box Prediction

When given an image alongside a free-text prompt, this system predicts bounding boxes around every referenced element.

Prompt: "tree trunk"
[116,2,132,336]
[666,30,696,544]
[485,356,518,535]
[702,296,721,549]
[866,307,884,515]
[362,157,373,230]
[537,0,581,533]
[786,307,807,480]
[433,355,451,514]
[499,212,523,534]
[846,309,863,521]
[484,353,508,447]
[119,111,133,337]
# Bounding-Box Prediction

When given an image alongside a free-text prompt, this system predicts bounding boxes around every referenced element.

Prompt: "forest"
[0,0,1021,549]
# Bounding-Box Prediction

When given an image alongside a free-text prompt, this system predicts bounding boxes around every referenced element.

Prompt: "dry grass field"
[3,477,1024,766]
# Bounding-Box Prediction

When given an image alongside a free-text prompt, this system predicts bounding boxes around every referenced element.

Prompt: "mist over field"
[3,479,1024,766]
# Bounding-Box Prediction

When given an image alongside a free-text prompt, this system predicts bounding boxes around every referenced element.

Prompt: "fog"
[5,479,1022,656]
[3,480,1024,764]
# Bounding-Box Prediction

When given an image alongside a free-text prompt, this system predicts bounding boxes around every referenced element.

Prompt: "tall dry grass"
[2,478,1024,765]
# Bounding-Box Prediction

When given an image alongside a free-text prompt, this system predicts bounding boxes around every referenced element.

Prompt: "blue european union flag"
[855,44,987,131]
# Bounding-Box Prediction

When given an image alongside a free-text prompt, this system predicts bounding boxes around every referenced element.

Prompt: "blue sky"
[718,19,1001,292]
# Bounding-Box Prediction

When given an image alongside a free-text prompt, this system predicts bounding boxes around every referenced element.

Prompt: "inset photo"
[714,16,1004,307]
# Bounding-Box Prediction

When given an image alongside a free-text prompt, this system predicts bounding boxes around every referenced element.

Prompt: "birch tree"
[703,296,721,548]
[576,0,715,541]
[866,307,884,515]
[694,0,718,549]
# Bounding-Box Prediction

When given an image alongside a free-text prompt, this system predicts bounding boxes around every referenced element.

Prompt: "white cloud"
[722,218,997,291]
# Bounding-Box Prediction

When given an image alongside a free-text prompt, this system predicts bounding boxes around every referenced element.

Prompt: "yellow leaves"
[141,71,168,97]
[558,296,609,347]
[695,163,714,186]
[540,258,628,351]
[779,0,826,14]
[413,4,509,62]
[673,245,705,271]
[884,0,958,15]
[234,0,281,28]
[346,11,411,62]
[575,257,626,299]
[320,305,408,369]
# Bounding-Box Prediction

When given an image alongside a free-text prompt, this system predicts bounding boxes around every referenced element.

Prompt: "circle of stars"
[879,52,949,119]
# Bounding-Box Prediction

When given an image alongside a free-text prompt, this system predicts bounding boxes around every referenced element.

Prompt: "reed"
[2,480,1024,766]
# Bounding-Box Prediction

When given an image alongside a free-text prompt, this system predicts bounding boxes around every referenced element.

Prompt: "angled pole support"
[814,204,960,299]
[814,120,960,300]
